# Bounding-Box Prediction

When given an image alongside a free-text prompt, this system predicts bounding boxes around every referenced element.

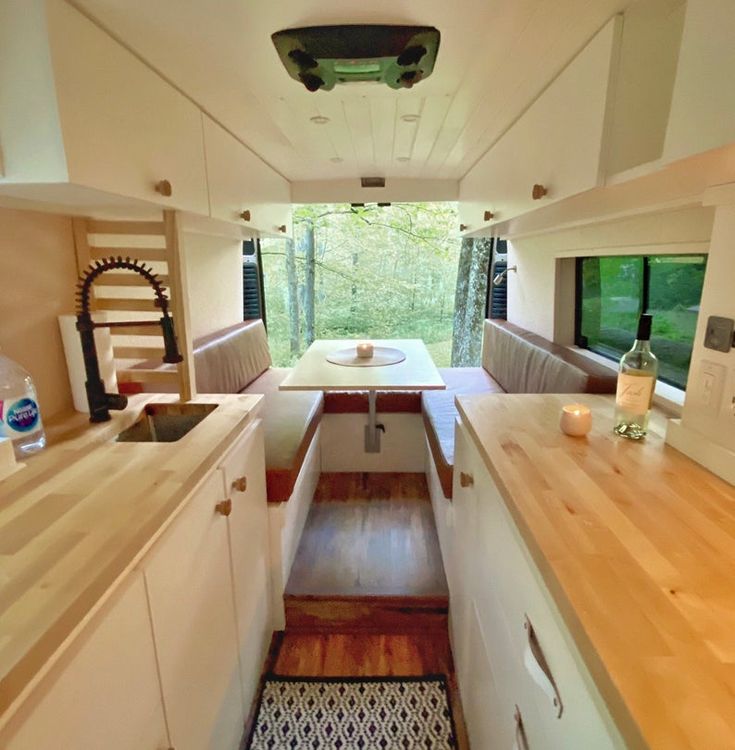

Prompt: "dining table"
[279,338,446,452]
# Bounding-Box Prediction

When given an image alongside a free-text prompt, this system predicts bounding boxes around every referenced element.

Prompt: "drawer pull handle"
[513,706,529,750]
[215,498,232,517]
[155,179,173,197]
[232,476,247,492]
[524,614,563,718]
[239,210,251,221]
[459,472,474,488]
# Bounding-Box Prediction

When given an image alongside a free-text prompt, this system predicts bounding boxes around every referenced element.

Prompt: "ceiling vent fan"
[271,25,440,92]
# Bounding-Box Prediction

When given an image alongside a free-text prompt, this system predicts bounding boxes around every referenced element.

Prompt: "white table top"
[278,339,446,392]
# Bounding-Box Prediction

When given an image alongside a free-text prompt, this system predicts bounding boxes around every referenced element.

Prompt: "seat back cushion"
[194,320,272,394]
[482,320,616,394]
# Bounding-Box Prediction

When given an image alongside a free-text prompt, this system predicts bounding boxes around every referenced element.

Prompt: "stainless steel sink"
[115,403,217,443]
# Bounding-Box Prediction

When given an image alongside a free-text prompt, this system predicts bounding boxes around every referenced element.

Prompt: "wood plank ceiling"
[70,0,634,183]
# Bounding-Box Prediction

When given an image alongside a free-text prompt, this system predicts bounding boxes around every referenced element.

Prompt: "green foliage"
[261,203,460,367]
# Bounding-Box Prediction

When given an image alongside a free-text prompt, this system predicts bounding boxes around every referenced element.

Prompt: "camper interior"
[1,0,735,748]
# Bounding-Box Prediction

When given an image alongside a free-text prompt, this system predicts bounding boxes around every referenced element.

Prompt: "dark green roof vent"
[271,25,440,92]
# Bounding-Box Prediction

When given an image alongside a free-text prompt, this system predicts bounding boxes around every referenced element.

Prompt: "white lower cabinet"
[0,573,169,750]
[142,470,245,750]
[218,419,272,714]
[452,420,625,749]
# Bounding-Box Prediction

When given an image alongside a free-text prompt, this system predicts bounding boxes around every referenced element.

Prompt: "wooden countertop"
[456,394,735,750]
[0,393,262,720]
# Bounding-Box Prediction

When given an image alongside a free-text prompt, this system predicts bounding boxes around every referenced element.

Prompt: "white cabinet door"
[454,421,625,750]
[0,0,209,214]
[143,471,245,750]
[218,418,272,714]
[203,115,292,236]
[0,573,169,750]
[663,0,735,163]
[458,17,618,234]
[448,420,479,687]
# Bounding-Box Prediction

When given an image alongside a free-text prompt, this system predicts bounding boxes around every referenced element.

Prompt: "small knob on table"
[277,224,287,233]
[483,210,495,221]
[459,223,468,231]
[232,476,247,493]
[239,210,251,221]
[155,179,173,197]
[532,183,548,200]
[215,498,232,517]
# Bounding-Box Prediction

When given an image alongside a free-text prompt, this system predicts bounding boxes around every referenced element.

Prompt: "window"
[576,254,707,389]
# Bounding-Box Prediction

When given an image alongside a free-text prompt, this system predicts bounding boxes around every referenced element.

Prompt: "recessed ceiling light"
[310,115,330,125]
[400,114,420,123]
[396,156,410,162]
[330,156,343,163]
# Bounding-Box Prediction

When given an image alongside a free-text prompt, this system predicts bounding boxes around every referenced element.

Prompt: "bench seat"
[424,321,618,498]
[242,368,323,503]
[423,368,504,498]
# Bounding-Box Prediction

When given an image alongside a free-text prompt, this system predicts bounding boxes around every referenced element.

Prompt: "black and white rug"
[247,675,458,749]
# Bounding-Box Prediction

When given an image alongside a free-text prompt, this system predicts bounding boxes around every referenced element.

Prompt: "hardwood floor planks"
[286,473,448,597]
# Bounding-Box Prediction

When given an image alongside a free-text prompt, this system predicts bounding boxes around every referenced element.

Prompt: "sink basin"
[115,403,217,443]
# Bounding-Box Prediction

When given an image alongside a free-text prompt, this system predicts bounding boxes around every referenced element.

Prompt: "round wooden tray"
[325,346,406,367]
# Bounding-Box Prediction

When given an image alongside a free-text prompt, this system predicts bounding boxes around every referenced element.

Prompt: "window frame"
[574,253,706,390]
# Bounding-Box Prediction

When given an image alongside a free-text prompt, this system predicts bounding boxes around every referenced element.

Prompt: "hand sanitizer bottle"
[0,352,46,457]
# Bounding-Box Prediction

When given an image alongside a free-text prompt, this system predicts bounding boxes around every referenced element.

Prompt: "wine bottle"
[614,314,658,440]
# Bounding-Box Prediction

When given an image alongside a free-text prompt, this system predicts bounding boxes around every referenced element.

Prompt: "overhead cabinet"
[458,18,619,234]
[0,0,291,233]
[204,115,292,236]
[0,0,209,215]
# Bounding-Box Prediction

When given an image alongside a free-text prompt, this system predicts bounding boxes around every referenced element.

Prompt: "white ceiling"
[70,0,634,183]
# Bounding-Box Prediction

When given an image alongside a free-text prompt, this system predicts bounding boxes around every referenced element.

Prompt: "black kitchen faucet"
[75,257,183,423]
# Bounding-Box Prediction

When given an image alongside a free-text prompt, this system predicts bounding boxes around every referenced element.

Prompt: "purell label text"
[6,398,40,433]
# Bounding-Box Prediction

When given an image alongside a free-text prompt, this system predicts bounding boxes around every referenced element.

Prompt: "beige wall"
[506,205,715,343]
[183,233,244,340]
[679,202,735,453]
[0,207,76,418]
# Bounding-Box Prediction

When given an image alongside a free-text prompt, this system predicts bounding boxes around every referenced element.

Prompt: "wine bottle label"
[615,374,654,416]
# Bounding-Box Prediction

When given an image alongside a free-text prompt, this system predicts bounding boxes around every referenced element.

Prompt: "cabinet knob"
[277,224,287,233]
[483,210,494,221]
[232,476,247,493]
[459,471,474,488]
[215,498,232,517]
[532,183,548,200]
[459,223,468,231]
[239,210,251,221]
[155,179,173,197]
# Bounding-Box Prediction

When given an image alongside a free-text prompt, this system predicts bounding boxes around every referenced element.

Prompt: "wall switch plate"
[700,360,726,415]
[704,316,735,352]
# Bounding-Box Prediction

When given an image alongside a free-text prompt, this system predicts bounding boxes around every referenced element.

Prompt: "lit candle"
[560,403,592,437]
[356,342,374,358]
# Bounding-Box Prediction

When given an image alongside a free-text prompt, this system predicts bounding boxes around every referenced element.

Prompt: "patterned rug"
[247,675,458,749]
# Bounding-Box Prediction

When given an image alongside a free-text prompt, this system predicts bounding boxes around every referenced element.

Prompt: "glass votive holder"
[560,403,592,437]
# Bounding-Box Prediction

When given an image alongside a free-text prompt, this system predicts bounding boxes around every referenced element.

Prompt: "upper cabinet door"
[0,573,169,750]
[458,17,619,235]
[0,0,209,215]
[203,114,292,237]
[663,0,735,163]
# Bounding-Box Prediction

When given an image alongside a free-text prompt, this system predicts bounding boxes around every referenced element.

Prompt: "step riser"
[285,597,449,633]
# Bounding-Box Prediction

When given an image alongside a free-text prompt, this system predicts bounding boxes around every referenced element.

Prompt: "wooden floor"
[256,473,468,747]
[286,472,449,597]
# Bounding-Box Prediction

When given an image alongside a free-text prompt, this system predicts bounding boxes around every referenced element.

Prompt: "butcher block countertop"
[456,393,735,750]
[0,393,262,720]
